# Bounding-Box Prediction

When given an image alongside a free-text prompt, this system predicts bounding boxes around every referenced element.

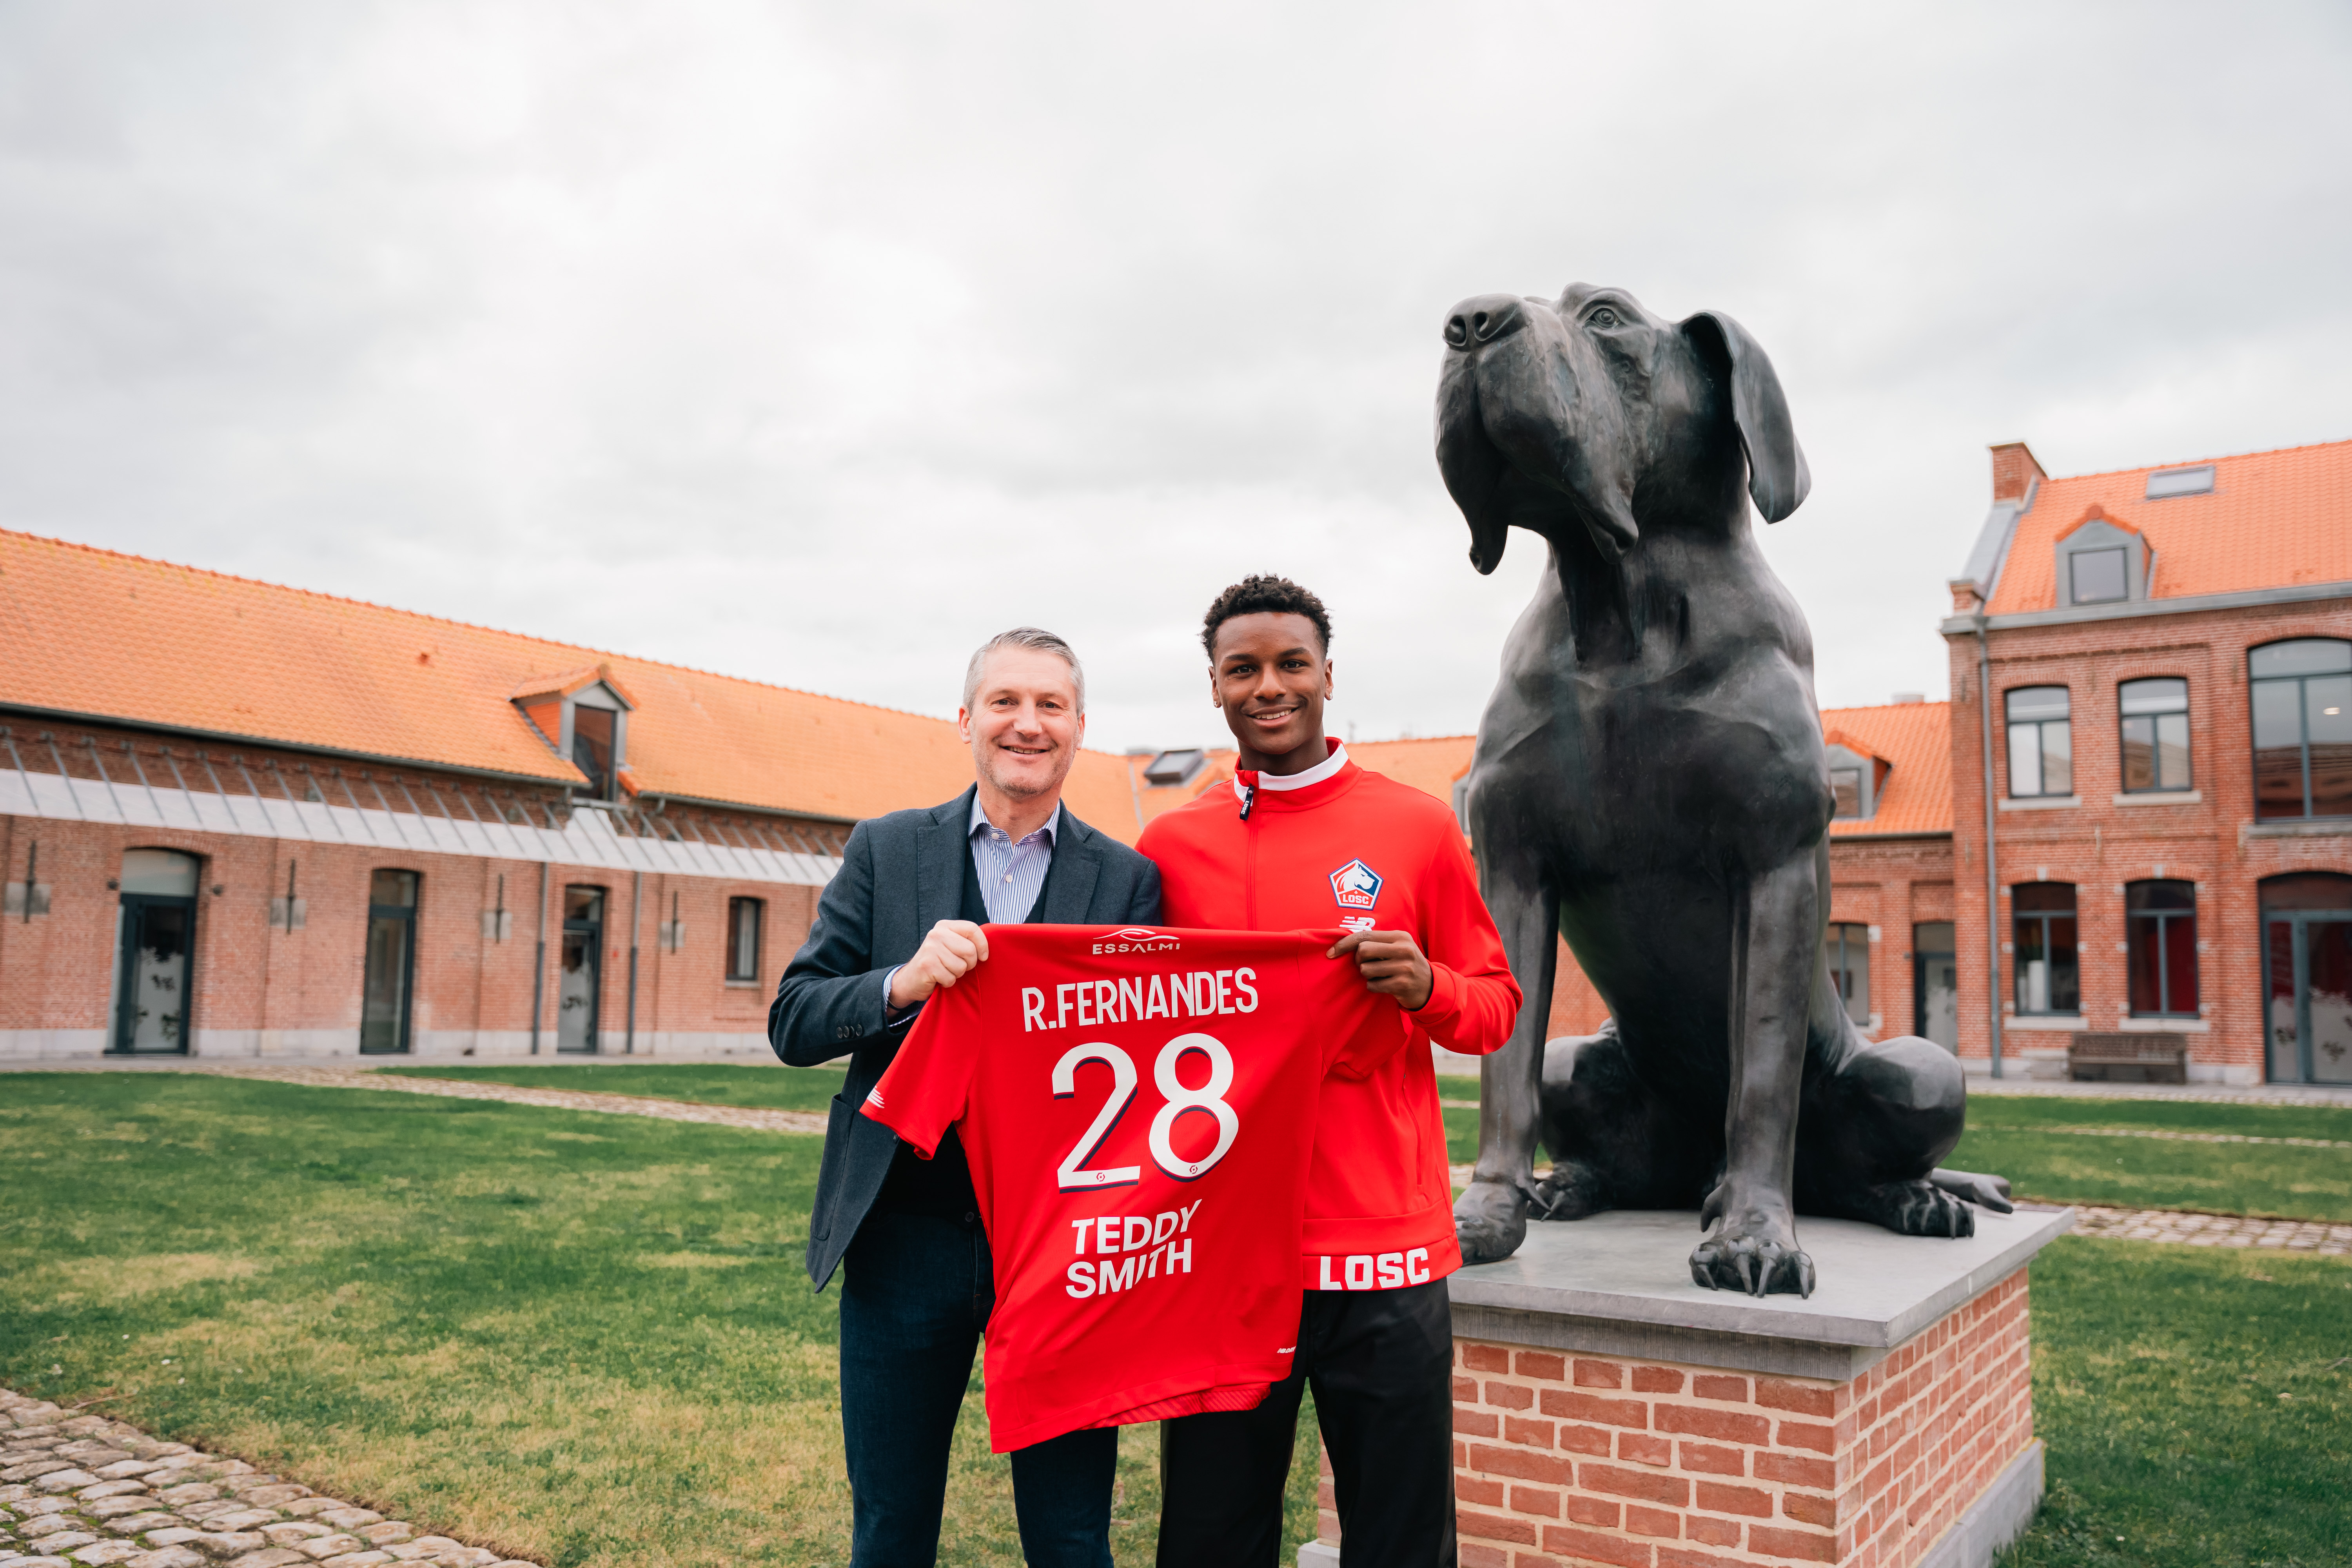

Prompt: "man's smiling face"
[1210,611,1332,764]
[960,645,1084,802]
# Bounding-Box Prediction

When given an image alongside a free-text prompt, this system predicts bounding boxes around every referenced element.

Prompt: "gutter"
[1973,617,2003,1078]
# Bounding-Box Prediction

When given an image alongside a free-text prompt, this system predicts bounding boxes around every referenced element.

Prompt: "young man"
[770,627,1160,1568]
[1141,577,1521,1567]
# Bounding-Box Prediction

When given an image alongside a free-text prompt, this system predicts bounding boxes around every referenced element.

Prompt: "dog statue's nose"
[1444,295,1523,349]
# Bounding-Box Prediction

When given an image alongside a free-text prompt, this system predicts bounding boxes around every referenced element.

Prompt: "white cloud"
[1,0,2347,750]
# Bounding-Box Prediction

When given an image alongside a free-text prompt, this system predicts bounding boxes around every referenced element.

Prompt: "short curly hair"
[1201,575,1333,659]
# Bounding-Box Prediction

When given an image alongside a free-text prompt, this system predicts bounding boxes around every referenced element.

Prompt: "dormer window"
[1822,733,1891,820]
[2069,548,2127,605]
[1831,766,1864,818]
[571,690,620,798]
[2054,508,2150,607]
[512,666,637,800]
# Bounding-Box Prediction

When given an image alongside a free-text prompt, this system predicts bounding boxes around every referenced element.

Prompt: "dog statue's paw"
[1530,1161,1610,1222]
[1454,1179,1530,1265]
[1928,1167,2014,1214]
[1689,1230,1816,1298]
[1858,1179,1978,1238]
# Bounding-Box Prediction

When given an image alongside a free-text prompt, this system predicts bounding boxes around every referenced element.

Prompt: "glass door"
[361,871,420,1054]
[1913,921,1958,1051]
[113,849,201,1054]
[2262,874,2352,1083]
[559,886,604,1054]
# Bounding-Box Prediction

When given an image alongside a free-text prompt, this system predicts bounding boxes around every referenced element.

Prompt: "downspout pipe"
[530,859,548,1054]
[626,869,641,1054]
[1976,619,2003,1079]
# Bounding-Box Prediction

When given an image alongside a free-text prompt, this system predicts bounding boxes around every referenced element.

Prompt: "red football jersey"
[862,923,1408,1452]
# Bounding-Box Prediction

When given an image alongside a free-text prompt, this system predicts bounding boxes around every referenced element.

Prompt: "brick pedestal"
[1305,1207,2069,1568]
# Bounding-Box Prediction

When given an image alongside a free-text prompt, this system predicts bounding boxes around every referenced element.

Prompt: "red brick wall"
[1406,1271,2035,1568]
[1945,600,2352,1080]
[0,725,833,1056]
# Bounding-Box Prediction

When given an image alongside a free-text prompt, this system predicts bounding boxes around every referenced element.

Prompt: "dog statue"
[1436,284,2010,1297]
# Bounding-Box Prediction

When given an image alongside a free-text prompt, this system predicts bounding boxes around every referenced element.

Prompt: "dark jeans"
[838,1207,1117,1568]
[1156,1278,1456,1568]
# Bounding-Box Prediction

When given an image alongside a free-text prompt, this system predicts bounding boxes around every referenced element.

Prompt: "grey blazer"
[769,786,1161,1289]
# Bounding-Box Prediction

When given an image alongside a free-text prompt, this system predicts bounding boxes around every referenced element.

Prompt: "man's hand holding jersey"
[887,918,992,1011]
[1327,927,1435,1011]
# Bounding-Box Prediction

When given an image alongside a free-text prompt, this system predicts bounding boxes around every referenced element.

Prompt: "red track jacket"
[1138,742,1521,1287]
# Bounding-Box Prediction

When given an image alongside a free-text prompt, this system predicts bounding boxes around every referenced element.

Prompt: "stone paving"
[0,1390,534,1568]
[2055,1203,2352,1255]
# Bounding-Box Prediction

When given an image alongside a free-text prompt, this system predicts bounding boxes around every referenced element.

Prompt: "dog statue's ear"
[1681,311,1810,523]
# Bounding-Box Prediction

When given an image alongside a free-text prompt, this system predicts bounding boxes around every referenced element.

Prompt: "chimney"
[1989,441,2046,506]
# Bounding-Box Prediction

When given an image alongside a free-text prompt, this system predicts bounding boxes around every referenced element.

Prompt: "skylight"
[2145,465,2214,499]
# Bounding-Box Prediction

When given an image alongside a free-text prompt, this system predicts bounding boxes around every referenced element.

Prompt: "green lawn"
[0,1073,1319,1567]
[1954,1095,2352,1223]
[2000,1238,2351,1568]
[1438,1073,2352,1222]
[378,1062,848,1114]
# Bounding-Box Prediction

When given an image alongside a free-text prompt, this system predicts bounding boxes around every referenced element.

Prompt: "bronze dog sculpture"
[1437,284,2009,1296]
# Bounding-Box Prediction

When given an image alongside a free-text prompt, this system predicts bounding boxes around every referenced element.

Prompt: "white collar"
[1232,742,1350,802]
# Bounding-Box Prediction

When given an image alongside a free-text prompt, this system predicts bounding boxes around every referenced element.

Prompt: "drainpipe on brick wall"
[625,869,641,1055]
[530,860,549,1054]
[1975,620,2003,1078]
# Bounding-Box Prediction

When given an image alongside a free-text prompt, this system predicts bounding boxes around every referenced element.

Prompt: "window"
[2119,678,2191,793]
[2251,639,2352,820]
[1826,924,1870,1025]
[2069,548,2127,605]
[2126,881,2198,1018]
[1830,767,1862,819]
[2005,687,2072,798]
[2145,465,2214,499]
[727,897,764,983]
[362,870,419,1054]
[572,705,617,799]
[2013,883,2078,1015]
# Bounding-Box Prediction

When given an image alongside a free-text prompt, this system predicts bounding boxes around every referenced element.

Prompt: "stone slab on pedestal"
[1306,1205,2072,1568]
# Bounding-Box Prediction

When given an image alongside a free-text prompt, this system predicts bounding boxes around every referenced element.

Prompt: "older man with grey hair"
[771,626,1160,1568]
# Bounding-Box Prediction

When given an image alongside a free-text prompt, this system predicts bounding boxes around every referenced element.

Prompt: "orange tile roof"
[1822,701,1951,837]
[1987,437,2352,615]
[0,529,1148,837]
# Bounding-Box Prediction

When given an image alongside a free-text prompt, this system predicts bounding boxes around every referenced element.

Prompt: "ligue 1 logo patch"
[1328,859,1383,912]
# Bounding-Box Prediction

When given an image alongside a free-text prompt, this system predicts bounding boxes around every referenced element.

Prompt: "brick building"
[1942,438,2352,1083]
[0,530,1158,1062]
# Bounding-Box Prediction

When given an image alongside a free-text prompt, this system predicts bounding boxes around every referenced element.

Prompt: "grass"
[1999,1238,2352,1568]
[0,1073,1321,1567]
[377,1061,848,1115]
[1953,1095,2352,1223]
[1439,1072,2352,1221]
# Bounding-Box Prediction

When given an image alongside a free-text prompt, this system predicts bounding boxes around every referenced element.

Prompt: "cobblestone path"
[194,1064,829,1136]
[2059,1204,2352,1255]
[0,1390,535,1568]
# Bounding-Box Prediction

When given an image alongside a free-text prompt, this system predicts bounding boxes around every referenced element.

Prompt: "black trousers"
[839,1208,1117,1568]
[1156,1278,1456,1568]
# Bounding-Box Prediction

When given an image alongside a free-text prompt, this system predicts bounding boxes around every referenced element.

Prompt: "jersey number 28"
[1051,1032,1240,1191]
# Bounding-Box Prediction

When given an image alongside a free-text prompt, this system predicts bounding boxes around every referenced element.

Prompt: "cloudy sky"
[3,2,2348,754]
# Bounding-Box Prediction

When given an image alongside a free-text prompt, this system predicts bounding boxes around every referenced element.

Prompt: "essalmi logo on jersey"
[1092,926,1182,956]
